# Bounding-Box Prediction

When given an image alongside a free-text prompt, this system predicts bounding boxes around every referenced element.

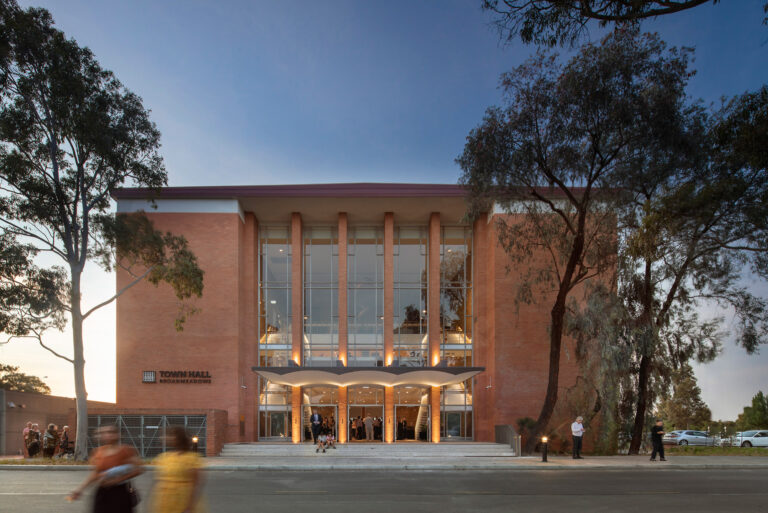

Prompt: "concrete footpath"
[3,454,768,471]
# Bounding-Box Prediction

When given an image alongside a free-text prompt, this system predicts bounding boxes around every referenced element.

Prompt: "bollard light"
[192,436,199,453]
[541,436,548,463]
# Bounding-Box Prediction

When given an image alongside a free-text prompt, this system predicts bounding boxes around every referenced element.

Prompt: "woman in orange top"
[68,425,144,512]
[150,427,206,513]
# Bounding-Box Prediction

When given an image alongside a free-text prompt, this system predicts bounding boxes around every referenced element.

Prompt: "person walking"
[364,413,374,441]
[68,424,143,512]
[650,419,667,461]
[150,427,207,513]
[309,409,322,444]
[571,416,586,459]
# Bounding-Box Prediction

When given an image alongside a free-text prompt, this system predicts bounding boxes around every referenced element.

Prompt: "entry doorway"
[347,406,384,442]
[395,405,430,441]
[303,406,337,442]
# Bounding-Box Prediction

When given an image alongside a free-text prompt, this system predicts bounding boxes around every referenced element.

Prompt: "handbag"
[127,482,141,507]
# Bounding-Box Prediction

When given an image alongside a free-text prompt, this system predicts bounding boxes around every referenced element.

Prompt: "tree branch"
[81,266,154,320]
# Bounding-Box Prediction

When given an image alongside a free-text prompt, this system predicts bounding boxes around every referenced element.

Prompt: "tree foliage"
[736,391,768,430]
[655,364,711,430]
[0,0,204,459]
[0,362,50,394]
[458,29,692,452]
[482,0,768,47]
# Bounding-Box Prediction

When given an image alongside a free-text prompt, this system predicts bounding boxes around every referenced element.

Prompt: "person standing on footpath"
[571,416,586,459]
[650,419,667,461]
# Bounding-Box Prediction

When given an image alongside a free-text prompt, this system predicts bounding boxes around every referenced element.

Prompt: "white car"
[662,429,718,446]
[731,430,768,448]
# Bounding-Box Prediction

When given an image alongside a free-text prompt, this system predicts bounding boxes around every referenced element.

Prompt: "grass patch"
[666,446,768,456]
[0,457,90,465]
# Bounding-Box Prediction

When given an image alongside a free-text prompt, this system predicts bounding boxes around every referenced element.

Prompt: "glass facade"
[440,227,473,439]
[440,226,472,365]
[258,226,292,367]
[256,218,475,442]
[347,227,384,366]
[303,227,338,366]
[393,227,428,367]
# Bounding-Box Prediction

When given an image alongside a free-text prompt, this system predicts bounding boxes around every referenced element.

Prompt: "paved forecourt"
[1,468,768,513]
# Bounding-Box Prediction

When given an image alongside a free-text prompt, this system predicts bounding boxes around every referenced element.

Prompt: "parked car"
[727,430,768,447]
[662,429,718,446]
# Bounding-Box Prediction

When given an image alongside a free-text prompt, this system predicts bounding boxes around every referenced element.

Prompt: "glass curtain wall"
[258,226,293,440]
[303,227,338,366]
[393,227,428,367]
[440,226,473,439]
[440,226,472,365]
[259,226,292,366]
[347,227,384,366]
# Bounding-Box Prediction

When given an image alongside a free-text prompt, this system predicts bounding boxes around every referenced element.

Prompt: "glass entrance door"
[347,385,385,442]
[395,405,430,441]
[303,406,337,442]
[347,406,384,441]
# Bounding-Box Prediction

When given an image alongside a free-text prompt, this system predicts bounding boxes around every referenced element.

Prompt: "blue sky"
[2,0,767,420]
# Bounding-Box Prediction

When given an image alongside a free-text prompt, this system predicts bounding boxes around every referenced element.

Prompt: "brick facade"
[113,184,597,453]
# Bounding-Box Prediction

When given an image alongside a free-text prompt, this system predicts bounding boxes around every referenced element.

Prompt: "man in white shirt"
[571,416,586,459]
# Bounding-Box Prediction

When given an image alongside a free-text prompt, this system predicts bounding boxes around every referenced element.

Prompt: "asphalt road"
[1,469,767,513]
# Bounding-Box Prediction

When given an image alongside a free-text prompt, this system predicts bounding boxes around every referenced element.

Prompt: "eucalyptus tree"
[482,0,768,47]
[620,85,768,453]
[0,1,204,459]
[458,29,692,452]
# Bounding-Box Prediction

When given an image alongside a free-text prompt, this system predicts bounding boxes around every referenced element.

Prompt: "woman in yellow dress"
[151,427,206,513]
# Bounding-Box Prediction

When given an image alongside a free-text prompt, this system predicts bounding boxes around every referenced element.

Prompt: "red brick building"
[112,183,586,449]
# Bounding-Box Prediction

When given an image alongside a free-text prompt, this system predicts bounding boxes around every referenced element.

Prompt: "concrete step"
[220,442,516,457]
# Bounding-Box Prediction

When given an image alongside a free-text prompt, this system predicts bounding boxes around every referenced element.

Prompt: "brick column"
[292,386,302,443]
[384,212,394,366]
[338,386,347,443]
[239,213,257,441]
[338,213,348,366]
[384,386,394,443]
[428,212,441,366]
[430,386,441,443]
[291,212,302,365]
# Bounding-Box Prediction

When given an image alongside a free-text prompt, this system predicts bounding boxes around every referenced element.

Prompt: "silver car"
[662,429,718,446]
[730,430,768,448]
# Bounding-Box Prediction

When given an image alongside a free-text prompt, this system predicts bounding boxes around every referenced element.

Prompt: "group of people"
[309,410,337,453]
[22,421,71,459]
[68,424,207,513]
[349,414,381,441]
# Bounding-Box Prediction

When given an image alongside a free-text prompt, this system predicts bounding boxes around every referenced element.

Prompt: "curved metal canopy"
[251,366,484,387]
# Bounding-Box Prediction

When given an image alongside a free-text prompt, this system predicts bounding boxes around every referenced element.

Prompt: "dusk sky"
[2,0,767,420]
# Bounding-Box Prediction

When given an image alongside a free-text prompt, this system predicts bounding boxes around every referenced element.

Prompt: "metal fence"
[87,414,207,458]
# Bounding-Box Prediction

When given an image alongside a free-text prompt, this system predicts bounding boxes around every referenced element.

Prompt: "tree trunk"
[628,353,651,454]
[628,257,654,455]
[522,207,587,454]
[524,295,567,453]
[70,272,90,461]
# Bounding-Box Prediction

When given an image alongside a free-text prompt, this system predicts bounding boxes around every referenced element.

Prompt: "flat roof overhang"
[251,366,484,387]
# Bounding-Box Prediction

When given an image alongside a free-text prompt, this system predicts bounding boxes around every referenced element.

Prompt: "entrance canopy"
[251,366,484,387]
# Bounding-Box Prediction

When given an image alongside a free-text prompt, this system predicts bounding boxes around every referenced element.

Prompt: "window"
[440,226,472,366]
[393,227,428,367]
[259,226,292,367]
[303,227,338,366]
[347,227,384,366]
